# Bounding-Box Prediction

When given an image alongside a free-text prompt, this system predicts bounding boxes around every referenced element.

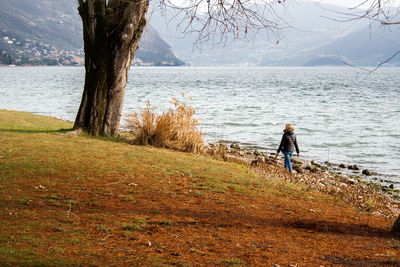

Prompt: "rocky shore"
[207,142,400,219]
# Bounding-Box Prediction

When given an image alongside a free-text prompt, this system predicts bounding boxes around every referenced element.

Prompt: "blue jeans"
[283,152,293,173]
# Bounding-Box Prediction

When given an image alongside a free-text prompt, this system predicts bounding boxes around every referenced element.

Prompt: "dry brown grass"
[124,96,204,154]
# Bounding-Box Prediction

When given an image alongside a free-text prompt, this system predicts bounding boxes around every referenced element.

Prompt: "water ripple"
[1,66,399,182]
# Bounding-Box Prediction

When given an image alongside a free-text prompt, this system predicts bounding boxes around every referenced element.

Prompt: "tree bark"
[74,0,149,136]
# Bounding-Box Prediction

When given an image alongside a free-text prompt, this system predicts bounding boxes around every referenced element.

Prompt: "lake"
[1,66,399,186]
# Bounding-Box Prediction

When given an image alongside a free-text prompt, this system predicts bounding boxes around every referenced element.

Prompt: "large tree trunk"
[74,0,149,136]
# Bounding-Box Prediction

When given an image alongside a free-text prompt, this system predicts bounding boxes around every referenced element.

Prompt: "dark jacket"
[277,131,299,154]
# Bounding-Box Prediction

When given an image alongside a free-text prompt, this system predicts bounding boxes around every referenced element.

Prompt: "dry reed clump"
[124,98,204,154]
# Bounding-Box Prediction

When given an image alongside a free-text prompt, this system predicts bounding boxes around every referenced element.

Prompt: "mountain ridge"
[0,0,185,66]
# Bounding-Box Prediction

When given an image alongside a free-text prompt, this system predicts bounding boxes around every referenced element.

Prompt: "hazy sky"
[314,0,399,8]
[313,0,366,7]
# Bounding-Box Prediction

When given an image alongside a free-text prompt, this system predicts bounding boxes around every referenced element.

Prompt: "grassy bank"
[0,110,399,266]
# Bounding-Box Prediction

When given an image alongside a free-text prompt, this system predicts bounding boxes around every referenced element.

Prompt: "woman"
[274,123,300,173]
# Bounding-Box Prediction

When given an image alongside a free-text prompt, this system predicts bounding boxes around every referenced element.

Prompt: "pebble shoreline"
[207,142,400,219]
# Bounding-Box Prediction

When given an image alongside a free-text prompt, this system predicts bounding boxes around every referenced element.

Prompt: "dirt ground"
[4,170,399,266]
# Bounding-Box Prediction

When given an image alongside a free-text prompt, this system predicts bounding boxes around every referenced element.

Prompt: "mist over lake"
[1,66,399,186]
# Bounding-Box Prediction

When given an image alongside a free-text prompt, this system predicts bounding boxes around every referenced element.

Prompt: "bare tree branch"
[321,0,400,72]
[157,0,291,47]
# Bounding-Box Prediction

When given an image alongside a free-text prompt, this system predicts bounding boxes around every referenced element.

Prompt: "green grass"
[0,109,72,132]
[121,217,148,231]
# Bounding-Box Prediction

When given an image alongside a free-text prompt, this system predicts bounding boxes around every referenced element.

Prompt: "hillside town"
[0,32,84,66]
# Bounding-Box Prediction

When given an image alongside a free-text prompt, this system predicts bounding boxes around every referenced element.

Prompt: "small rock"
[292,158,302,165]
[389,184,394,189]
[303,161,312,168]
[253,149,262,156]
[348,164,360,170]
[34,185,46,190]
[351,179,357,184]
[293,164,303,174]
[257,155,266,163]
[311,161,322,168]
[305,165,314,172]
[362,169,372,176]
[340,176,356,185]
[251,156,266,167]
[230,143,240,150]
[339,164,347,168]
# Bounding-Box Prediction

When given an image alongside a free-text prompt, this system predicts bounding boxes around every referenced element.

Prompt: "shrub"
[125,96,204,154]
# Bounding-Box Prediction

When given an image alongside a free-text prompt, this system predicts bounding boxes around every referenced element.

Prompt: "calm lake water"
[1,66,399,186]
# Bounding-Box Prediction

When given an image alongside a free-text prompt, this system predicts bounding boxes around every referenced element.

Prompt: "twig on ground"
[137,232,147,241]
[105,176,132,186]
[101,234,112,241]
[66,200,81,220]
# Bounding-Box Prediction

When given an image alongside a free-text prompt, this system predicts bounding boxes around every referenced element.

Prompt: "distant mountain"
[149,0,399,67]
[134,26,185,66]
[0,0,185,66]
[304,24,400,66]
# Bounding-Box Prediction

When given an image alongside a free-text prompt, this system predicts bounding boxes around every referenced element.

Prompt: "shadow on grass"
[282,218,394,238]
[140,205,396,240]
[0,128,73,134]
[322,255,399,266]
[0,126,135,146]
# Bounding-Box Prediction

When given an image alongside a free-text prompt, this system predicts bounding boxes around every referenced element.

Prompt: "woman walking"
[274,123,300,173]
